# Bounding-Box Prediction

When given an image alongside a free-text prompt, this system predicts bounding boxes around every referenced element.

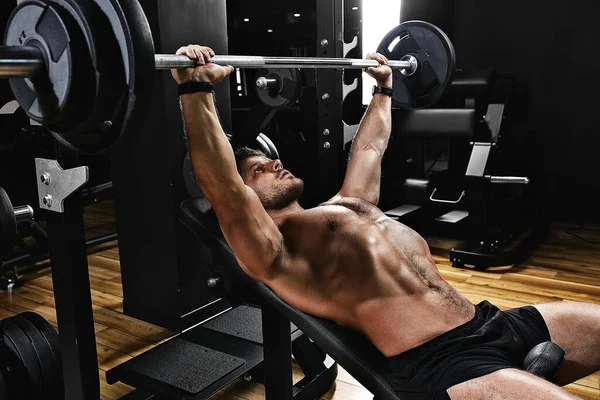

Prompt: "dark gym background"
[3,0,599,329]
[402,0,600,223]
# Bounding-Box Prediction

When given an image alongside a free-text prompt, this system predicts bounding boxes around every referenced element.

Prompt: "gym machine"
[384,70,544,269]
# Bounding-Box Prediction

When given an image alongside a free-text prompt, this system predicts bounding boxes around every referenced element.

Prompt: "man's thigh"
[533,301,600,385]
[447,368,580,400]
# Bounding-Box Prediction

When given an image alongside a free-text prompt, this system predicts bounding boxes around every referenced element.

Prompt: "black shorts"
[385,300,551,400]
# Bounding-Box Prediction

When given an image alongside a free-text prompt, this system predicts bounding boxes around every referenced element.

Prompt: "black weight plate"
[0,363,7,400]
[255,68,302,108]
[4,0,95,131]
[10,316,60,400]
[377,20,455,109]
[19,312,62,390]
[0,319,43,399]
[0,187,16,258]
[0,337,24,400]
[45,0,126,154]
[81,0,155,154]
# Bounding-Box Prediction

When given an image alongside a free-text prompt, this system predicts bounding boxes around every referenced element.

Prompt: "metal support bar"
[486,176,530,185]
[0,232,117,277]
[32,155,99,399]
[47,197,100,400]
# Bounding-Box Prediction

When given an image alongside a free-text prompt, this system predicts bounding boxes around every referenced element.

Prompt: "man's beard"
[261,179,304,210]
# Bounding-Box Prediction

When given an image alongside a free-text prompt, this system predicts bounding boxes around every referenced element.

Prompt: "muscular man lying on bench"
[172,44,599,399]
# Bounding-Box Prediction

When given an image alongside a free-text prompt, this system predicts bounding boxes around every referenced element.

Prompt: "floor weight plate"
[0,319,43,399]
[0,364,7,400]
[20,312,62,390]
[0,338,28,399]
[0,337,23,400]
[11,315,61,400]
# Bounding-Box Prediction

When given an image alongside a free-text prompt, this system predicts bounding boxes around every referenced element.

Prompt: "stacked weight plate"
[0,312,62,400]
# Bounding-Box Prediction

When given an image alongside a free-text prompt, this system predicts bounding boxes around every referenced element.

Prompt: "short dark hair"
[234,147,268,176]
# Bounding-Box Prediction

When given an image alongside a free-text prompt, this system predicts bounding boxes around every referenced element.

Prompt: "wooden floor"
[1,200,600,399]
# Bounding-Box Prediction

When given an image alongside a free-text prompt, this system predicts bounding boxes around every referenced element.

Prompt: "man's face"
[241,156,304,210]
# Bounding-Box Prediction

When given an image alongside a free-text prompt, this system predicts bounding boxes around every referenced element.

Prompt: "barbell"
[1,0,456,154]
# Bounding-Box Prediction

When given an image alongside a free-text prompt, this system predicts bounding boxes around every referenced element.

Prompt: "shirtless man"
[172,44,600,399]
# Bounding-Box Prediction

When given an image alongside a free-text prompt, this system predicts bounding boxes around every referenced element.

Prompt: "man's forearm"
[181,92,243,198]
[351,91,392,157]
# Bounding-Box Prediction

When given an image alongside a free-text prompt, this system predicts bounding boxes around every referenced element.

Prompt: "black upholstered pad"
[180,198,399,400]
[393,109,476,138]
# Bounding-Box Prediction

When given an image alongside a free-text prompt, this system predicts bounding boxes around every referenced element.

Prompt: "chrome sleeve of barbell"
[14,205,34,222]
[256,77,279,90]
[487,176,530,185]
[350,59,413,70]
[0,46,44,78]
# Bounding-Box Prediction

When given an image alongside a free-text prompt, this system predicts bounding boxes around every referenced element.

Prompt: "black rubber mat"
[204,305,298,345]
[124,338,245,394]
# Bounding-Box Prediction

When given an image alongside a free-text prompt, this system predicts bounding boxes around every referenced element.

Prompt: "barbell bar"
[154,54,417,72]
[0,47,417,79]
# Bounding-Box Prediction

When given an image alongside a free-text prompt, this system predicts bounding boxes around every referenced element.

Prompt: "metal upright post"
[36,156,99,400]
[261,303,293,399]
[316,0,345,200]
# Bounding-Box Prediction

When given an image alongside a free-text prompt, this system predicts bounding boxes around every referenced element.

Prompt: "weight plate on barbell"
[84,0,155,152]
[255,68,303,108]
[4,0,96,133]
[377,20,456,109]
[11,315,61,400]
[5,0,155,154]
[0,187,17,258]
[43,0,126,154]
[0,319,44,399]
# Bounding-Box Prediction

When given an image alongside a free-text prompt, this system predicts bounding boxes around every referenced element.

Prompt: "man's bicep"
[337,147,383,204]
[213,186,283,280]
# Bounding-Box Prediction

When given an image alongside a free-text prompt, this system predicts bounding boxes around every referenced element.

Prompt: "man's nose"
[269,160,282,172]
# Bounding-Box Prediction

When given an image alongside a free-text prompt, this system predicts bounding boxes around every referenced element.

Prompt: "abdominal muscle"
[266,201,476,357]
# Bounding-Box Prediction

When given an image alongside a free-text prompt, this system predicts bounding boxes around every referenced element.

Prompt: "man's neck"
[267,201,304,220]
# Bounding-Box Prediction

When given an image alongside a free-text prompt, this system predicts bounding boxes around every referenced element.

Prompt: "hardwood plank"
[91,305,175,343]
[100,370,134,400]
[95,328,157,357]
